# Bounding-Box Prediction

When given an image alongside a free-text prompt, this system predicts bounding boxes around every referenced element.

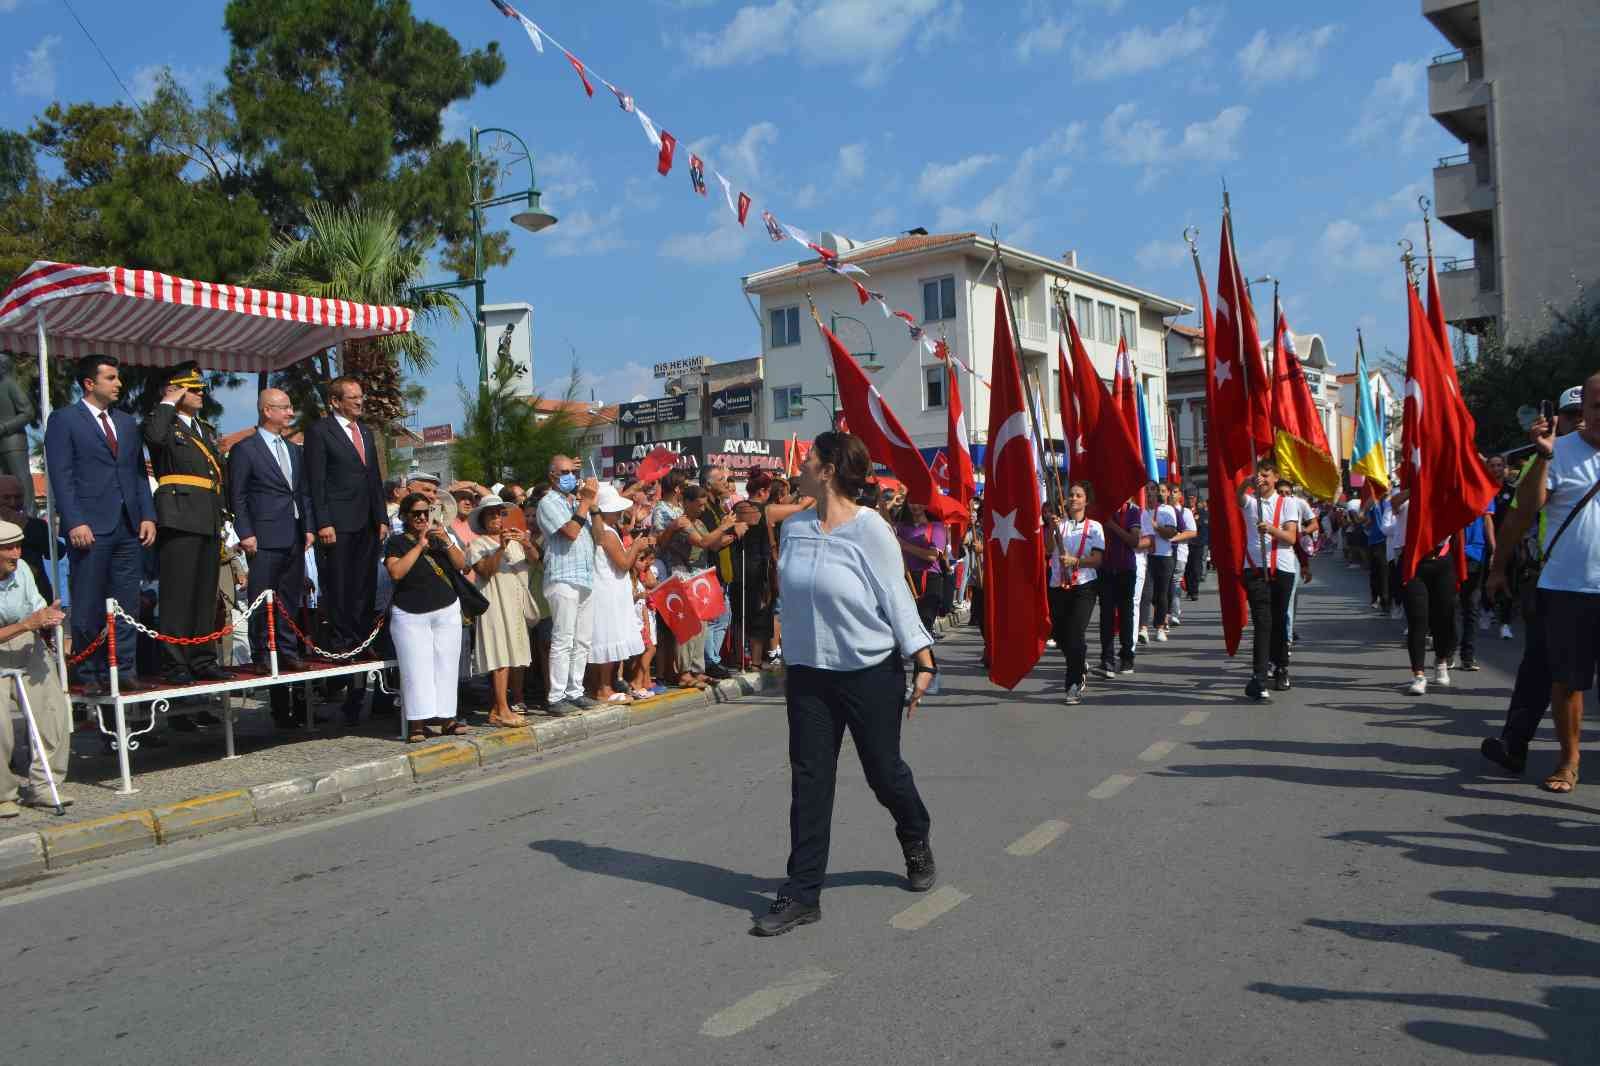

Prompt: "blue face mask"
[556,473,578,494]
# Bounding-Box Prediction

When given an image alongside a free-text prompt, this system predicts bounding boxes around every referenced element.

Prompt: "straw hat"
[468,494,507,534]
[595,483,632,514]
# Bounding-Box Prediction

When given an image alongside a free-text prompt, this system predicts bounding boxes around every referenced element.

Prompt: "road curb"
[0,667,782,890]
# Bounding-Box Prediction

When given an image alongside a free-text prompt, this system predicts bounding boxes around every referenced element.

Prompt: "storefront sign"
[617,395,689,428]
[652,356,711,379]
[705,437,786,473]
[709,385,755,416]
[601,436,702,479]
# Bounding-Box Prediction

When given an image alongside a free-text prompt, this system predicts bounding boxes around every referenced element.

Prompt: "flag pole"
[991,230,1058,513]
[1223,194,1272,575]
[1270,278,1281,470]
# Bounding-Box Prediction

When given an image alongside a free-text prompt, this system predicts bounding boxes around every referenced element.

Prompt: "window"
[1049,301,1060,333]
[772,385,804,422]
[922,276,956,322]
[769,306,801,348]
[1120,308,1138,350]
[1074,296,1095,339]
[924,365,945,409]
[1191,401,1208,455]
[1098,302,1116,345]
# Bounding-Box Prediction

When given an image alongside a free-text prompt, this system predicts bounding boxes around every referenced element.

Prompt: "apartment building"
[1424,0,1600,342]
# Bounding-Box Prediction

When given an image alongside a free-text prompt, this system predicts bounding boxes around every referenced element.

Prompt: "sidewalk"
[1,668,783,886]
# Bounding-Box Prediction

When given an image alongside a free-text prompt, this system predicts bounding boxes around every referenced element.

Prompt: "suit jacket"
[228,430,313,551]
[43,401,156,536]
[305,415,384,534]
[144,403,225,537]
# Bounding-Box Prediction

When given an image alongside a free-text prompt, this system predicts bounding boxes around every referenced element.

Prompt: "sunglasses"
[406,509,431,518]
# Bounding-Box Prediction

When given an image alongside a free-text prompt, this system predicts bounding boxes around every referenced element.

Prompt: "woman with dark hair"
[754,431,939,937]
[385,492,470,742]
[657,483,740,687]
[894,499,948,630]
[1048,481,1105,705]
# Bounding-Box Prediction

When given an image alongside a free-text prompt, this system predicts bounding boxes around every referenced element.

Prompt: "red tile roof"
[528,397,619,428]
[756,232,977,283]
[1168,323,1205,339]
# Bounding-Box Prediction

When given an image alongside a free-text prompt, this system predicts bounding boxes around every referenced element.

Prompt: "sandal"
[604,692,632,704]
[439,719,469,736]
[488,712,527,729]
[406,726,437,744]
[1542,767,1580,794]
[629,688,653,701]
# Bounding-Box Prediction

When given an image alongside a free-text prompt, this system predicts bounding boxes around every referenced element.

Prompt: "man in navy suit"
[304,376,387,657]
[43,354,157,694]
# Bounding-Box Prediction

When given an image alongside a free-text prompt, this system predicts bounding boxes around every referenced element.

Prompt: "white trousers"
[545,580,594,703]
[1133,552,1149,627]
[390,601,462,721]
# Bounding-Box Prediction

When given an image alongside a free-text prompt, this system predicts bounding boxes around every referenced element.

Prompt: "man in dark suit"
[229,387,315,727]
[304,375,387,658]
[144,362,229,692]
[43,354,157,695]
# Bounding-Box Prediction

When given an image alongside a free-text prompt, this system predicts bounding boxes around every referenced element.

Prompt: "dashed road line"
[889,885,970,930]
[1088,773,1137,800]
[1137,740,1179,763]
[701,968,836,1038]
[1180,710,1210,726]
[1005,819,1070,856]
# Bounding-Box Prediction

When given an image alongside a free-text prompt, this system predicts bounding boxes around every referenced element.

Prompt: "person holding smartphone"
[386,493,470,742]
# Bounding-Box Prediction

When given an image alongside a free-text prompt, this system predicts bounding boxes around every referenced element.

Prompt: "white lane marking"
[701,968,836,1038]
[0,701,773,910]
[1180,710,1210,726]
[1088,773,1137,800]
[1137,740,1179,763]
[890,885,970,930]
[1005,819,1070,857]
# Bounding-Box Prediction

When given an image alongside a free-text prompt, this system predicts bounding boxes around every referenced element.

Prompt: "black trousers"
[1459,560,1485,664]
[913,570,947,631]
[782,655,931,906]
[1098,569,1136,666]
[1405,556,1458,671]
[1049,582,1098,688]
[157,528,221,676]
[1502,588,1553,754]
[1184,547,1205,599]
[1243,568,1294,679]
[1148,555,1175,627]
[247,544,306,661]
[316,527,378,651]
[1368,544,1390,610]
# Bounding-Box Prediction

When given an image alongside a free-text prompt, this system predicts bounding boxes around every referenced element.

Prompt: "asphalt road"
[2,565,1596,1065]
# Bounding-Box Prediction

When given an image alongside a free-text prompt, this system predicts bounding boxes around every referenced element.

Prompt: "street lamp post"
[820,312,880,418]
[413,126,557,388]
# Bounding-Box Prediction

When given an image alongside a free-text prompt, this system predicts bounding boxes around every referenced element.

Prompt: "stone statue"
[0,357,35,514]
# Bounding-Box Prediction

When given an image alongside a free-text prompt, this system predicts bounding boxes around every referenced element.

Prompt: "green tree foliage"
[453,347,581,489]
[1458,292,1600,452]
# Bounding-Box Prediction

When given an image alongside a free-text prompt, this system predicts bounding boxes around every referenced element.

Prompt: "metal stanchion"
[106,597,135,795]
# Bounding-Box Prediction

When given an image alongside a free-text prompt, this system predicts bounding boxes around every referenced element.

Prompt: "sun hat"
[595,483,632,514]
[468,494,507,534]
[0,519,21,546]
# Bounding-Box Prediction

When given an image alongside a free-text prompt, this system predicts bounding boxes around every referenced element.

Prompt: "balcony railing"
[1437,152,1470,167]
[1431,48,1466,65]
[1440,256,1477,273]
[1019,319,1048,344]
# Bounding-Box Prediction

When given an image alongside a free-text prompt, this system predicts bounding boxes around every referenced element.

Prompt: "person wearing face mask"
[536,454,600,715]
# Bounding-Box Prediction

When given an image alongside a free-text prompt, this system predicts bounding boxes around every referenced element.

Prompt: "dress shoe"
[192,710,223,727]
[191,666,233,683]
[167,715,199,733]
[903,839,937,892]
[703,662,733,681]
[1480,737,1527,775]
[22,791,75,808]
[751,896,821,937]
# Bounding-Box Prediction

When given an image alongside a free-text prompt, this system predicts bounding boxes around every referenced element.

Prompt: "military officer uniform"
[143,363,229,684]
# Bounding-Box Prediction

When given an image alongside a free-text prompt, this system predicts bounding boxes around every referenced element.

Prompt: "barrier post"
[106,597,135,795]
[266,590,279,678]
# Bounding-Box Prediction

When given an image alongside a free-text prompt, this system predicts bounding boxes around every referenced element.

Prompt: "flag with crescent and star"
[982,287,1049,690]
[1197,216,1249,655]
[1065,309,1146,521]
[1112,334,1141,454]
[945,352,975,523]
[647,575,703,642]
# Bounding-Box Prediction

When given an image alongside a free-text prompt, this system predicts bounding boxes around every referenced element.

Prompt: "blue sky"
[2,0,1465,435]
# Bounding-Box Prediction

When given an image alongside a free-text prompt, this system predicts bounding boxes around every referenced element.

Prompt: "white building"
[743,231,1190,467]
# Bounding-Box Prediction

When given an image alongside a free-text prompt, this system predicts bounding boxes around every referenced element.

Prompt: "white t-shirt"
[1241,494,1300,575]
[1151,504,1178,557]
[1539,432,1600,594]
[1174,506,1196,566]
[1050,517,1106,587]
[1384,500,1407,563]
[1137,508,1155,554]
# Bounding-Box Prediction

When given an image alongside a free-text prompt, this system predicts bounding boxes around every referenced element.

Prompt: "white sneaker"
[1139,627,1150,644]
[1046,638,1057,649]
[1500,624,1513,640]
[1155,628,1169,642]
[1407,675,1428,696]
[1435,662,1452,688]
[1478,615,1490,632]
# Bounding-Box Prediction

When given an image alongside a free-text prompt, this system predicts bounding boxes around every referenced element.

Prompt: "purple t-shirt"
[896,521,947,576]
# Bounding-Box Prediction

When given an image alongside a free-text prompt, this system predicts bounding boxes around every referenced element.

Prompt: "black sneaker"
[703,662,733,680]
[1097,661,1118,679]
[1459,659,1481,671]
[1273,668,1291,692]
[751,895,821,936]
[903,839,937,892]
[1479,737,1527,775]
[1245,677,1270,702]
[1118,659,1135,676]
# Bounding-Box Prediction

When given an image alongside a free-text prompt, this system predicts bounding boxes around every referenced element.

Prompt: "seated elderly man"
[0,519,72,816]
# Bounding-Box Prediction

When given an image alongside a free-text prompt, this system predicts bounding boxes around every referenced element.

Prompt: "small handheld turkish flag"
[683,568,727,622]
[635,446,676,484]
[648,576,702,643]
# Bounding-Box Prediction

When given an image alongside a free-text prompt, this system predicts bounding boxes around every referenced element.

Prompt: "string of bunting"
[484,1,950,362]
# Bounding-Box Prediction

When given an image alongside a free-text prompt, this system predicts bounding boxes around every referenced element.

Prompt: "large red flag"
[1056,338,1076,481]
[1201,214,1254,656]
[1111,334,1140,449]
[1214,210,1272,457]
[945,358,975,519]
[1269,309,1341,500]
[983,288,1049,689]
[1424,252,1475,585]
[1065,310,1146,521]
[819,320,962,522]
[1399,277,1499,584]
[1166,408,1182,486]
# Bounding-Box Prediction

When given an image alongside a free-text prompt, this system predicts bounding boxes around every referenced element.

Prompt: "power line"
[58,0,146,115]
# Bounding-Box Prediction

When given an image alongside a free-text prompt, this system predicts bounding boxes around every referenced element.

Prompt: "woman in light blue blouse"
[752,432,939,937]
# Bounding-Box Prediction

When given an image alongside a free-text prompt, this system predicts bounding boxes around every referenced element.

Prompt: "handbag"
[415,537,490,620]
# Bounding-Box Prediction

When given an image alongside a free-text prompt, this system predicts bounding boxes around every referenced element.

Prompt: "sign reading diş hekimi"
[652,356,710,379]
[618,395,688,428]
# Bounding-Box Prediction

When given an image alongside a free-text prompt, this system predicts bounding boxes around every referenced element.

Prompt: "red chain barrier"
[64,628,108,667]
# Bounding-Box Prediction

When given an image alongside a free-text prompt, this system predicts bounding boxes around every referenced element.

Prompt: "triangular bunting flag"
[689,155,706,195]
[606,81,633,112]
[737,192,751,226]
[762,209,783,241]
[784,223,815,248]
[563,51,594,97]
[517,14,545,53]
[715,171,737,216]
[636,109,662,150]
[854,280,871,304]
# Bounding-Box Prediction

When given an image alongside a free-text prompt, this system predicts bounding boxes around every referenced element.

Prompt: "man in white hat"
[0,519,73,816]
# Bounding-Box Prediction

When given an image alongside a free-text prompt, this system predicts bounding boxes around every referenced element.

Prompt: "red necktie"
[348,421,366,465]
[100,412,119,457]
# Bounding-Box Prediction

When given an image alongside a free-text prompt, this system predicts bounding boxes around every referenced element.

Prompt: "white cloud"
[539,360,656,407]
[1015,16,1070,62]
[544,206,629,258]
[681,0,962,86]
[539,151,599,204]
[917,153,1000,201]
[439,101,470,143]
[692,121,779,183]
[11,34,59,98]
[1101,102,1247,186]
[1370,180,1431,219]
[1236,24,1339,86]
[1135,238,1189,272]
[934,124,1085,238]
[1348,59,1431,150]
[129,63,221,104]
[659,210,757,265]
[1318,218,1444,276]
[836,142,867,183]
[1074,7,1220,81]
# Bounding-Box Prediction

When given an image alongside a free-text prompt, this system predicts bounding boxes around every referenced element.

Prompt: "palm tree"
[246,202,460,430]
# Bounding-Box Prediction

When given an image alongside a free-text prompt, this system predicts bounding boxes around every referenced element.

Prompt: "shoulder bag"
[414,536,490,620]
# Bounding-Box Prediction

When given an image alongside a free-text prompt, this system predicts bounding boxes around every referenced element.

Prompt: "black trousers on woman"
[1148,555,1175,627]
[1048,581,1098,688]
[782,655,931,906]
[1405,555,1458,671]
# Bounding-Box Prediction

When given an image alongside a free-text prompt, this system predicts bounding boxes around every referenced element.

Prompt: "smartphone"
[1540,399,1556,423]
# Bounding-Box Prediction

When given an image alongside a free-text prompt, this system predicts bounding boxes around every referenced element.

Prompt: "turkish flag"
[1111,334,1140,449]
[820,320,962,522]
[1065,310,1146,521]
[1200,211,1253,655]
[1167,408,1182,485]
[1056,338,1076,481]
[982,288,1049,689]
[634,446,676,484]
[657,130,677,175]
[1398,277,1498,584]
[683,567,727,622]
[929,450,950,488]
[1214,212,1272,458]
[564,51,594,97]
[648,576,702,643]
[945,358,975,518]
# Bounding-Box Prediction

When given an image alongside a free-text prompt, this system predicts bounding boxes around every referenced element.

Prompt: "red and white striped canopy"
[0,261,414,373]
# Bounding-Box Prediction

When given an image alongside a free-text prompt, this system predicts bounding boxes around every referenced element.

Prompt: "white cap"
[1560,385,1583,411]
[595,483,632,514]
